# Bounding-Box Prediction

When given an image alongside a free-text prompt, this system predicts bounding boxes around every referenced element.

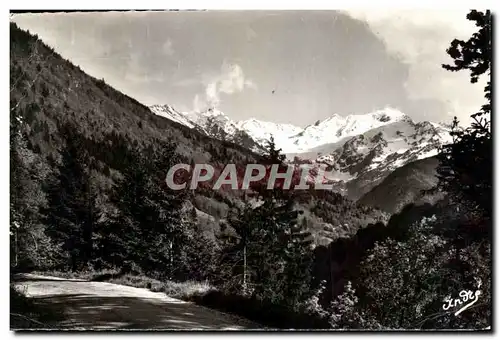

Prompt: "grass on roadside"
[32,269,214,300]
[97,273,214,300]
[31,268,119,281]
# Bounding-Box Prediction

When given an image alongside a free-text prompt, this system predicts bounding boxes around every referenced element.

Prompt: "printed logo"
[164,163,336,191]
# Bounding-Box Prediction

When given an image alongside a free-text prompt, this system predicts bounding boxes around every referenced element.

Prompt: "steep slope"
[358,156,443,214]
[149,104,197,129]
[10,23,264,242]
[10,25,261,167]
[150,105,266,153]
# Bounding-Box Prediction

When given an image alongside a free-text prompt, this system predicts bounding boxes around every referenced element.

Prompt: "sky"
[11,10,486,127]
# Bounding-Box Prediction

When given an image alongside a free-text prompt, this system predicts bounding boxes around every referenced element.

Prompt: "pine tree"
[10,109,29,261]
[180,211,219,282]
[223,203,258,295]
[103,140,189,279]
[102,144,148,271]
[226,136,314,310]
[438,10,492,221]
[283,218,314,310]
[45,125,99,271]
[145,141,190,280]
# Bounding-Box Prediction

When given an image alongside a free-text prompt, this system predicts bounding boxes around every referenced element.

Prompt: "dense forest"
[10,10,491,330]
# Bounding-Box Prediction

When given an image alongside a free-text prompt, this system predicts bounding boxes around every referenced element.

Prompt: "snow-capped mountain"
[313,119,451,167]
[150,104,310,153]
[285,108,412,153]
[149,104,452,199]
[150,105,426,154]
[150,104,197,129]
[302,118,452,199]
[235,118,303,150]
[150,105,266,152]
[150,105,239,135]
[150,104,302,150]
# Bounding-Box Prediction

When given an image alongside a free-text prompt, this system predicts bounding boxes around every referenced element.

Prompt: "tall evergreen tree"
[45,125,99,271]
[224,136,314,310]
[103,140,189,279]
[179,210,219,282]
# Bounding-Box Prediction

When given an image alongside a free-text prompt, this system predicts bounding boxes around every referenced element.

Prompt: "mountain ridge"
[149,104,452,200]
[149,104,449,155]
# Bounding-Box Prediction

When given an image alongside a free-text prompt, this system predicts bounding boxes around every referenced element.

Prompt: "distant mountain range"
[149,104,452,200]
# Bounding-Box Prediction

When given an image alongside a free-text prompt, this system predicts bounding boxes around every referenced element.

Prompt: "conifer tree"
[45,125,99,271]
[103,144,149,271]
[438,10,492,221]
[228,136,314,309]
[179,210,219,282]
[104,140,189,279]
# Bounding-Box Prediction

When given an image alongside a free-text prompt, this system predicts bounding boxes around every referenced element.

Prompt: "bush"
[327,281,381,329]
[162,280,213,299]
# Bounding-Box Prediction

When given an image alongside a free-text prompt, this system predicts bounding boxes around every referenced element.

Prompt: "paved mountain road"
[12,274,259,330]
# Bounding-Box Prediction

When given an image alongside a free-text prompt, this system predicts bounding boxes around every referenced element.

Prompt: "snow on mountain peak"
[367,107,409,122]
[282,107,411,153]
[235,118,302,149]
[203,107,225,117]
[150,104,196,128]
[149,104,445,158]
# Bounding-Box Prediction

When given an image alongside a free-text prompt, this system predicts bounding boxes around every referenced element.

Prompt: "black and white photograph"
[9,8,492,331]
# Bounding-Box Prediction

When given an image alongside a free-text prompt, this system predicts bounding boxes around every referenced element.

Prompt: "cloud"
[194,63,256,110]
[344,10,486,124]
